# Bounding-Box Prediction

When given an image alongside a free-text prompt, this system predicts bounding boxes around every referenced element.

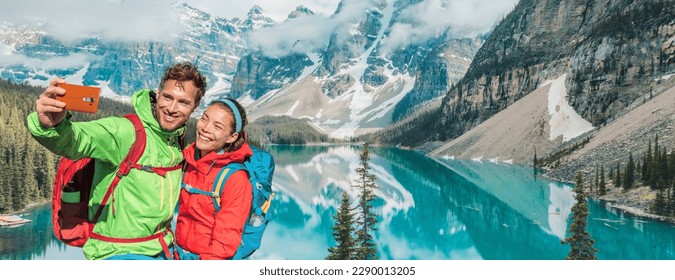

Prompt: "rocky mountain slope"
[390,0,675,220]
[436,0,674,143]
[374,0,674,167]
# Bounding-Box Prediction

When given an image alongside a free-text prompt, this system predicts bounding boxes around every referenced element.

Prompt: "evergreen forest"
[0,79,137,213]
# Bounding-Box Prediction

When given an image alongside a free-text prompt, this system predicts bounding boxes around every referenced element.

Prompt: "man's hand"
[36,78,68,128]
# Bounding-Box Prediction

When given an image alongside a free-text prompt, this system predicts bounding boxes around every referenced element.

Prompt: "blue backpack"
[182,145,275,259]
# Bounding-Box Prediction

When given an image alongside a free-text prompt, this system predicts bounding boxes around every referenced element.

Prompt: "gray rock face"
[393,38,482,122]
[229,52,313,100]
[287,5,315,19]
[435,0,675,142]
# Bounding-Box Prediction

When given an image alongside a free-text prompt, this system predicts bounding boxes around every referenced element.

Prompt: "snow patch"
[205,73,232,97]
[96,80,131,103]
[64,63,88,85]
[654,74,673,81]
[298,52,320,81]
[545,74,594,142]
[284,100,300,116]
[239,95,256,107]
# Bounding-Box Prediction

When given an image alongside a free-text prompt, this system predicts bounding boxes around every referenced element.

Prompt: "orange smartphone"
[55,83,101,114]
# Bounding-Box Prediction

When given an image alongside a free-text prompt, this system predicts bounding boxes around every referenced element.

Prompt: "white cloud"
[247,14,334,57]
[0,0,519,62]
[0,50,97,70]
[247,0,372,57]
[182,0,340,21]
[248,0,518,57]
[0,0,184,43]
[381,0,518,54]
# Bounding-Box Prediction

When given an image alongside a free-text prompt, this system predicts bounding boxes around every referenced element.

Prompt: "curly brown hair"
[159,62,207,105]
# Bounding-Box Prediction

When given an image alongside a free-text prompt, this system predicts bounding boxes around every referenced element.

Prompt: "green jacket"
[27,89,184,259]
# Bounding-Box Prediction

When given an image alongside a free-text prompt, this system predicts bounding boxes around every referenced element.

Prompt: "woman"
[174,98,253,260]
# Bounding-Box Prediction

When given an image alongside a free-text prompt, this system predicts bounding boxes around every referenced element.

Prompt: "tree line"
[587,135,675,217]
[247,115,336,145]
[0,79,136,213]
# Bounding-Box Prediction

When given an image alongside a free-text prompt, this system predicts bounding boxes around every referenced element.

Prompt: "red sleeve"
[200,170,252,260]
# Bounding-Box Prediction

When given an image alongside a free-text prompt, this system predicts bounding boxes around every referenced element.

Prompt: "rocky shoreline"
[544,170,675,225]
[596,185,675,225]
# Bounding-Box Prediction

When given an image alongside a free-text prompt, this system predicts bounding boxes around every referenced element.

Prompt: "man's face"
[155,79,199,131]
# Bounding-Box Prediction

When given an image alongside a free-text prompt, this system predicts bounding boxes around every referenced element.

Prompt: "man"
[27,62,206,259]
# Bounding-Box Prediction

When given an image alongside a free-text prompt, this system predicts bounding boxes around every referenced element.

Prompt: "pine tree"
[623,152,635,191]
[669,180,675,217]
[615,162,622,189]
[594,164,599,195]
[668,150,675,182]
[659,150,668,186]
[599,166,607,196]
[666,188,673,217]
[327,192,357,260]
[651,136,660,188]
[353,144,379,260]
[562,172,598,260]
[644,140,652,183]
[653,186,666,216]
[609,168,614,184]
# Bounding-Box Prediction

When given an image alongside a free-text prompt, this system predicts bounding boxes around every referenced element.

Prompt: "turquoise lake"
[1,145,674,260]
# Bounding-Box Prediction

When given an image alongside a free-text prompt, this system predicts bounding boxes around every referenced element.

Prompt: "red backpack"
[51,114,182,257]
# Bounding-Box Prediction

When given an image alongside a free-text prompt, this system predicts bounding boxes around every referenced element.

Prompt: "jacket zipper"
[163,137,178,211]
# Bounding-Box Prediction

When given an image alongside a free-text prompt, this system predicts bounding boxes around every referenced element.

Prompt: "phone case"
[55,84,101,114]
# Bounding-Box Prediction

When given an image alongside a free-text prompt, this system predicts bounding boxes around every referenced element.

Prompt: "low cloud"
[183,0,340,21]
[247,0,372,57]
[0,49,97,70]
[247,14,335,57]
[381,0,518,54]
[247,0,517,57]
[0,0,184,43]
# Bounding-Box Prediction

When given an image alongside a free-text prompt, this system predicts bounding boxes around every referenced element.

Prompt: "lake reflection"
[2,145,674,260]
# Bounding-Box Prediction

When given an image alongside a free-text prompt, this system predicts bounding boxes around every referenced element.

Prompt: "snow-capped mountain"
[0,3,274,101]
[226,0,482,138]
[0,0,482,138]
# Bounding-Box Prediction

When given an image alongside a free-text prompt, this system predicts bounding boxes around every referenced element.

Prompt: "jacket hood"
[184,141,254,175]
[132,89,185,138]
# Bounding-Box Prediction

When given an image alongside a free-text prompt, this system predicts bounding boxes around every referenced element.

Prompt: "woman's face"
[195,104,238,155]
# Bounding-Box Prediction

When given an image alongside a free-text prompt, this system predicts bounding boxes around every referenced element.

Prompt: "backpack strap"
[88,114,177,259]
[212,163,246,212]
[181,163,247,211]
[90,114,145,224]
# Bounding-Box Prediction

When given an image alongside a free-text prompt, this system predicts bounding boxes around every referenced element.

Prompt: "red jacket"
[175,142,253,260]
